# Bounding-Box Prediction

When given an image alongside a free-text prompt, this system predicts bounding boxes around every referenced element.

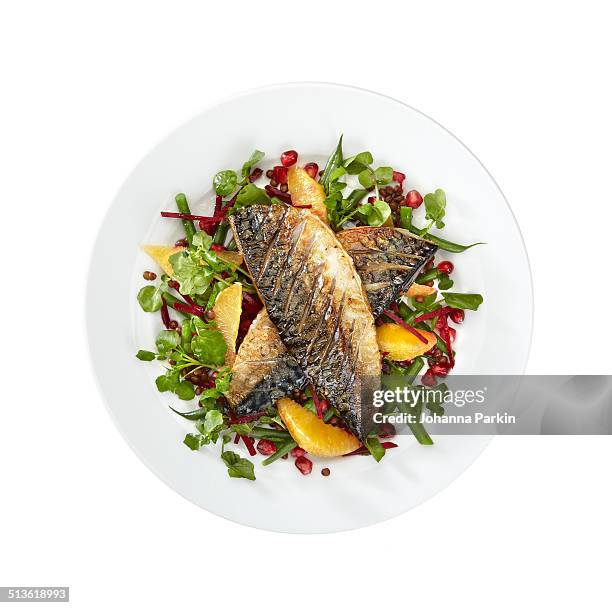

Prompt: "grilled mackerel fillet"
[229,204,381,440]
[336,226,437,317]
[228,224,437,425]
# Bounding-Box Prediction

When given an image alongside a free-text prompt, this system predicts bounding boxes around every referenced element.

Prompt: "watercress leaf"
[358,168,375,189]
[375,166,393,185]
[365,436,386,462]
[424,189,447,229]
[213,170,238,196]
[214,368,232,394]
[191,331,227,366]
[437,274,454,290]
[231,184,271,213]
[344,151,373,174]
[155,330,181,356]
[359,200,391,226]
[221,450,256,480]
[442,292,484,311]
[169,250,214,296]
[329,166,347,183]
[175,381,196,401]
[192,231,213,250]
[136,350,156,361]
[184,433,207,451]
[155,375,171,392]
[241,149,265,178]
[203,409,224,434]
[137,285,163,312]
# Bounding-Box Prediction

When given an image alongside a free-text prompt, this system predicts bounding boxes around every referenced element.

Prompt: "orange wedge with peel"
[212,282,242,366]
[287,166,328,223]
[142,245,185,276]
[376,323,437,361]
[277,397,361,457]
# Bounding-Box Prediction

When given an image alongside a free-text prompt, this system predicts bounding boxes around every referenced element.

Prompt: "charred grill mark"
[282,230,319,318]
[272,219,307,296]
[256,206,290,281]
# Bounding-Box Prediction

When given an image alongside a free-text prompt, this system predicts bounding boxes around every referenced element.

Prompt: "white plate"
[86,83,532,533]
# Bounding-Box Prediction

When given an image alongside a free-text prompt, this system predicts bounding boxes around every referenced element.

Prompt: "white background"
[1,1,610,606]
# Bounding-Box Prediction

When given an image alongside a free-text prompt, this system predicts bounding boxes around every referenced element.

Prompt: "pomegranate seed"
[210,243,225,252]
[378,422,396,438]
[421,369,437,387]
[272,165,288,184]
[437,260,454,274]
[256,439,277,456]
[430,363,449,378]
[392,170,406,184]
[295,455,313,475]
[291,447,306,458]
[449,308,465,324]
[280,150,298,167]
[304,162,319,179]
[368,196,376,204]
[168,280,180,290]
[404,190,423,209]
[175,238,188,247]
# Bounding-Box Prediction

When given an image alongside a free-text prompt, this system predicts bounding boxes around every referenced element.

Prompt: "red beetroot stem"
[413,306,455,323]
[310,384,324,419]
[160,301,171,329]
[383,309,428,344]
[171,301,204,317]
[240,435,257,456]
[343,442,398,457]
[264,185,292,204]
[161,211,217,221]
[292,205,312,209]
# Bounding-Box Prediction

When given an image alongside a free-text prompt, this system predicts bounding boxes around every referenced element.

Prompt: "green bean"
[323,407,338,423]
[404,358,425,384]
[212,221,229,245]
[175,193,196,245]
[247,427,292,441]
[411,225,484,252]
[320,135,344,193]
[262,439,297,465]
[408,418,434,445]
[399,206,413,231]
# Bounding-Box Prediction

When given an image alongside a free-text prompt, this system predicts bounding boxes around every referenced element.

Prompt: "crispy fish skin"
[336,226,437,318]
[228,225,437,419]
[229,205,381,440]
[227,309,307,414]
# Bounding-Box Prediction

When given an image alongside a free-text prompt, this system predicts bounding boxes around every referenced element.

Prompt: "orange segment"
[142,245,185,276]
[287,166,328,223]
[376,323,437,361]
[406,283,436,298]
[215,250,244,268]
[277,397,361,457]
[212,283,242,366]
